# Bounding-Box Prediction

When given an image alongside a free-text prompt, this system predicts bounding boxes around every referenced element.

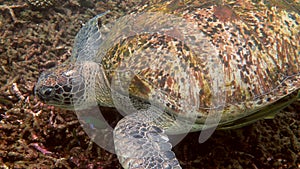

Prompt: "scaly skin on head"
[35,60,113,110]
[35,61,85,109]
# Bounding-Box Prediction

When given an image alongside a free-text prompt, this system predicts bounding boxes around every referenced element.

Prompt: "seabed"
[0,0,299,168]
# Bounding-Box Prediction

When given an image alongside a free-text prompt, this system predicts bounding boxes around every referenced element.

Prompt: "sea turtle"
[35,0,299,168]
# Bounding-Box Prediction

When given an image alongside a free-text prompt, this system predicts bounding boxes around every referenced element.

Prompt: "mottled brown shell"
[99,0,299,127]
[35,0,299,130]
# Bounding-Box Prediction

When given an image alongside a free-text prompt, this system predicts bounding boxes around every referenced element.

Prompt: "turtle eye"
[37,86,55,101]
[43,87,54,97]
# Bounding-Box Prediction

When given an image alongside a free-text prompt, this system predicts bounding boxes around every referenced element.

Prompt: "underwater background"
[0,0,299,168]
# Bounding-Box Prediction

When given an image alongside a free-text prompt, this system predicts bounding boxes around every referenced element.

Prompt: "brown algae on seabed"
[0,0,299,168]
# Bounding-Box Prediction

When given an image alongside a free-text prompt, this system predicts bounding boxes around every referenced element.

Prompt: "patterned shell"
[39,0,300,129]
[86,0,299,127]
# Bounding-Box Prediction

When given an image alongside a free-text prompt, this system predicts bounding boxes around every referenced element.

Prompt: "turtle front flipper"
[114,109,182,169]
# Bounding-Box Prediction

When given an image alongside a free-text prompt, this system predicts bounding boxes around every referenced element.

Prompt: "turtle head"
[35,61,113,110]
[35,62,86,109]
